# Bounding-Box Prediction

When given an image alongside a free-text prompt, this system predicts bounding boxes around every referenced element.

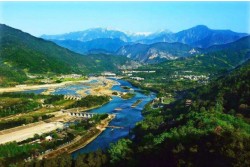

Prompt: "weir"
[68,112,97,118]
[61,109,97,118]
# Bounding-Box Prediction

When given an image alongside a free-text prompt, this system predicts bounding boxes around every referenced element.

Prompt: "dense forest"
[68,95,110,108]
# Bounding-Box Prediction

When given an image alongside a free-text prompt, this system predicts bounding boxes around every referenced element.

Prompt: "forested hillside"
[0,24,133,86]
[109,59,250,167]
[130,36,250,93]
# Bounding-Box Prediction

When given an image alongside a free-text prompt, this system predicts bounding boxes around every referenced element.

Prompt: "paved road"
[0,122,64,144]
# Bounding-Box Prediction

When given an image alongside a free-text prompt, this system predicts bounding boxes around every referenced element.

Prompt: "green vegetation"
[121,86,130,90]
[68,95,110,108]
[0,93,64,118]
[106,60,250,166]
[0,112,109,167]
[121,93,135,99]
[131,99,142,107]
[0,142,41,165]
[0,24,135,86]
[108,139,133,164]
[7,59,250,167]
[91,114,109,123]
[0,114,54,130]
[0,93,70,130]
[128,36,250,95]
[13,150,108,167]
[0,97,39,117]
[0,25,249,167]
[69,114,108,135]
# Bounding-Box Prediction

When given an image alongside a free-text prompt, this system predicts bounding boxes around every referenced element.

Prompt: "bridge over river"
[61,108,98,118]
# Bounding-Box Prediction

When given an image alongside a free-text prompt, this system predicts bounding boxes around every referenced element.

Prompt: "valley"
[0,7,249,166]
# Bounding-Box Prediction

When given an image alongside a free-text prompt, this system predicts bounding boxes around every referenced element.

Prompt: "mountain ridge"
[0,24,135,86]
[41,25,248,48]
[41,25,248,63]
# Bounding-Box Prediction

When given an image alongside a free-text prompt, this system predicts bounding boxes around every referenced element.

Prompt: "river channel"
[21,78,155,155]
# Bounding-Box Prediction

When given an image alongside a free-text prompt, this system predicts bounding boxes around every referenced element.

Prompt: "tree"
[108,139,133,164]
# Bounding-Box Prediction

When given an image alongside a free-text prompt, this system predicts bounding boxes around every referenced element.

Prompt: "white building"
[101,72,116,76]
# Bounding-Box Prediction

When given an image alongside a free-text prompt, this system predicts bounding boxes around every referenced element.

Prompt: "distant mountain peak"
[155,29,173,34]
[41,25,248,49]
[127,31,153,37]
[193,25,209,29]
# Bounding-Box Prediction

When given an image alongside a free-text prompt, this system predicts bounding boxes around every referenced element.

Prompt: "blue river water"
[53,84,90,95]
[72,79,155,156]
[20,81,94,95]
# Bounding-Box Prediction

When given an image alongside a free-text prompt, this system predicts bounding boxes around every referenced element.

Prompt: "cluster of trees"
[0,142,41,165]
[43,95,64,104]
[69,95,110,108]
[91,114,109,123]
[121,93,135,99]
[0,64,27,87]
[0,114,54,131]
[9,149,108,167]
[191,59,250,118]
[0,99,40,118]
[0,93,66,118]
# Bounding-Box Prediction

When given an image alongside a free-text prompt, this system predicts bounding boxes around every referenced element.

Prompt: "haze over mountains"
[41,25,248,63]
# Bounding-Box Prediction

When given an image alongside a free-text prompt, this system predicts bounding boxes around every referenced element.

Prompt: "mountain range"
[1,24,249,86]
[42,25,248,63]
[139,36,250,78]
[52,38,127,55]
[117,42,200,63]
[42,25,248,48]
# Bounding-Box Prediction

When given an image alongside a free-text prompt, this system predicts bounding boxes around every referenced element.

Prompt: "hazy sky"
[0,1,249,36]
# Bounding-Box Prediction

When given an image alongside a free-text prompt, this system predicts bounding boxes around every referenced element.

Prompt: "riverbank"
[38,114,115,159]
[0,77,117,94]
[122,78,158,95]
[76,77,119,97]
[0,80,87,93]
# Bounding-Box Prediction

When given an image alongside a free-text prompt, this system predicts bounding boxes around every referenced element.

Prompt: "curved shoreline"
[38,114,115,159]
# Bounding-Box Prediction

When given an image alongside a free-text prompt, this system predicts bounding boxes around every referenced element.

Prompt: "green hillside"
[131,36,250,93]
[112,60,250,166]
[0,24,132,86]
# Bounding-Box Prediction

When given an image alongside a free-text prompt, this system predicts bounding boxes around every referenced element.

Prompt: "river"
[20,78,155,155]
[73,79,155,156]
